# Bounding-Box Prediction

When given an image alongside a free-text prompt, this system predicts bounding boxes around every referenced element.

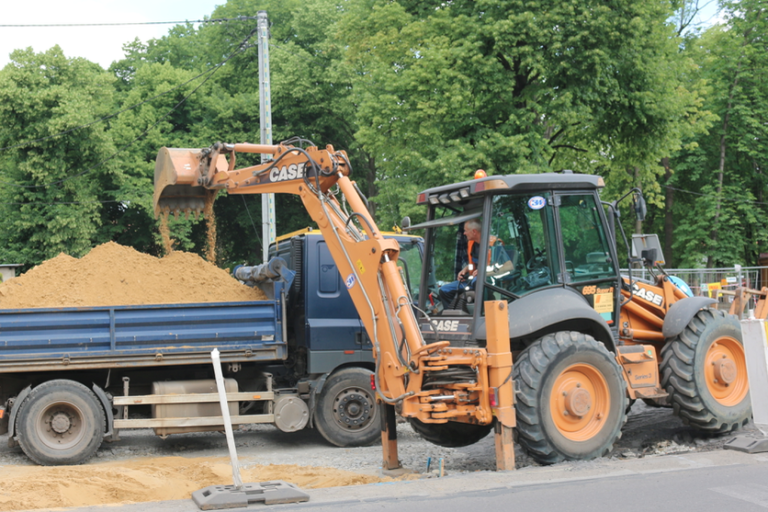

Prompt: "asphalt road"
[50,446,768,512]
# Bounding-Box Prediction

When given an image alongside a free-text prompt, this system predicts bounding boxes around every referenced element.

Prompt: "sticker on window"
[528,196,546,210]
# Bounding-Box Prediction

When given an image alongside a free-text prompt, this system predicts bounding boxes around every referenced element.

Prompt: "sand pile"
[0,242,267,309]
[0,457,393,510]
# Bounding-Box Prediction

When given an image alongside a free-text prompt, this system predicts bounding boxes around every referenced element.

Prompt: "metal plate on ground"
[193,481,309,510]
[724,433,768,454]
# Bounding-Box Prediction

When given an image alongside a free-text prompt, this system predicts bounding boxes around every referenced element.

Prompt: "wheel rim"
[332,387,374,431]
[704,336,748,406]
[550,363,610,441]
[35,400,87,450]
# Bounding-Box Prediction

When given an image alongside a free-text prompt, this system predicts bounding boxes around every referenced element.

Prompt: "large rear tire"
[315,368,379,447]
[513,331,627,464]
[660,308,750,432]
[16,380,105,466]
[408,418,492,447]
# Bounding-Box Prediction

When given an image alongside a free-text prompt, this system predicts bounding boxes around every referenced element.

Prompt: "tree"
[340,0,712,229]
[0,47,118,265]
[669,0,768,268]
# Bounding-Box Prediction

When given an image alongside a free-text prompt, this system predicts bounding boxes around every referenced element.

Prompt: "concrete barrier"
[724,318,768,452]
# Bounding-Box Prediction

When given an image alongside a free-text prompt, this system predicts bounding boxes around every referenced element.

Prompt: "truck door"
[553,192,620,327]
[305,238,369,372]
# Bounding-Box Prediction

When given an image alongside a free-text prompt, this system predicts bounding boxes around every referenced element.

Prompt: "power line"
[0,17,258,28]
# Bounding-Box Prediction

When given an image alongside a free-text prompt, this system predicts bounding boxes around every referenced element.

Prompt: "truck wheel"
[660,308,750,432]
[16,380,105,466]
[315,368,379,447]
[408,418,492,447]
[513,331,627,464]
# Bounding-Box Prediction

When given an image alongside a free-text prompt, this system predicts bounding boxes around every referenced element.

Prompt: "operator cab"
[408,173,621,349]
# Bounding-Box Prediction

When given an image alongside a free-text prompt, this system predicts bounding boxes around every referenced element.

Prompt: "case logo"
[632,283,664,307]
[269,163,306,182]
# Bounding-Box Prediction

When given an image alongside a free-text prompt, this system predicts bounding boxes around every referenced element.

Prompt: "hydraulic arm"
[153,140,515,470]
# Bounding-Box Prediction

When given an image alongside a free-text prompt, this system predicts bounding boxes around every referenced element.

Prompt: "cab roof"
[416,172,604,205]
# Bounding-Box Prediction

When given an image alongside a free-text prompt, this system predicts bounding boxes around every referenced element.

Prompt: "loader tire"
[315,368,379,447]
[513,331,627,464]
[660,308,750,432]
[408,418,492,448]
[16,380,105,466]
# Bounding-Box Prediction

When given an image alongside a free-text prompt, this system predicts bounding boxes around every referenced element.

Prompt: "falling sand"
[204,189,219,263]
[0,242,267,309]
[0,456,400,511]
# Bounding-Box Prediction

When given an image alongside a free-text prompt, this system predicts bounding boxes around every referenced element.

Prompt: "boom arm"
[153,140,515,466]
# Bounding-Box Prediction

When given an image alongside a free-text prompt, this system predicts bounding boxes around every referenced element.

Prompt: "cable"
[0,31,257,190]
[0,199,126,206]
[0,17,259,28]
[241,195,263,246]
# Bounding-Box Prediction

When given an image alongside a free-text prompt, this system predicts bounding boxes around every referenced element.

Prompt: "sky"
[1,1,725,71]
[1,0,227,69]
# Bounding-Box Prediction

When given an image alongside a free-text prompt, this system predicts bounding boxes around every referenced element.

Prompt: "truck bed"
[0,299,286,372]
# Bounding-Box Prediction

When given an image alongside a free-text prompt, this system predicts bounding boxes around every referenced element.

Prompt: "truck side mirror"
[401,216,411,230]
[634,194,647,222]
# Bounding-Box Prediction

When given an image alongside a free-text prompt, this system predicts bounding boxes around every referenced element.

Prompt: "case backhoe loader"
[154,139,750,469]
[408,172,750,463]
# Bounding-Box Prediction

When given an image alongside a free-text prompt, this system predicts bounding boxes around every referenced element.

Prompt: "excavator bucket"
[153,147,228,218]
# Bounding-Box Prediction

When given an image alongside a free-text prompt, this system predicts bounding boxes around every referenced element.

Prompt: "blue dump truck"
[0,231,423,465]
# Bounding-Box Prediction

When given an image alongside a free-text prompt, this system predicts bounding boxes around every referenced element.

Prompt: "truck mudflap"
[6,385,31,447]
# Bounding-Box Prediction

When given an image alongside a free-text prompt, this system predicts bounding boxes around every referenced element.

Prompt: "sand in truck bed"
[0,242,267,309]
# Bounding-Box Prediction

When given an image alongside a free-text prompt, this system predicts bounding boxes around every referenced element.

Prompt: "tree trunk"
[634,166,642,235]
[708,65,741,268]
[663,158,674,266]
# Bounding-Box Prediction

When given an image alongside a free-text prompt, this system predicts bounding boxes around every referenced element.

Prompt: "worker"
[438,219,514,309]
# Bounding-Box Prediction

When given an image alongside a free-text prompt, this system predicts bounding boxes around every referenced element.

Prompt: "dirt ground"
[0,401,751,511]
[0,242,266,309]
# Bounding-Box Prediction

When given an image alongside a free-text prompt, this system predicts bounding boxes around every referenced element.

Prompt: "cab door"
[553,192,621,328]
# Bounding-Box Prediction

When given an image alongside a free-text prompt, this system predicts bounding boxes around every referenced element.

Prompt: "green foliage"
[0,47,118,265]
[1,0,764,274]
[339,0,710,228]
[668,0,768,267]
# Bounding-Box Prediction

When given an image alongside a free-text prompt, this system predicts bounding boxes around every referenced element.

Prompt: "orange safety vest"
[467,240,491,269]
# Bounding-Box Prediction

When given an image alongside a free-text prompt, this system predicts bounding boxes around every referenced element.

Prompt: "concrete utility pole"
[258,10,275,262]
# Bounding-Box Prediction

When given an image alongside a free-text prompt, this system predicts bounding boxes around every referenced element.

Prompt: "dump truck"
[0,225,423,466]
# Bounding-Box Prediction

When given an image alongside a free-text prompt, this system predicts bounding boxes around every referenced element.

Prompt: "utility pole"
[257,10,275,262]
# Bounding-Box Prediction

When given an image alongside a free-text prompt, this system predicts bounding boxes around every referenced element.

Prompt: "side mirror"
[401,216,411,230]
[634,193,647,222]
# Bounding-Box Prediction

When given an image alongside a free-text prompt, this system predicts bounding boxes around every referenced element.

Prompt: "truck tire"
[408,418,492,447]
[16,380,105,466]
[315,368,379,447]
[660,308,750,432]
[513,331,627,464]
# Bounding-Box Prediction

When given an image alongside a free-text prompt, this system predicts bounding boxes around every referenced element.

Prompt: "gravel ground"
[0,400,754,475]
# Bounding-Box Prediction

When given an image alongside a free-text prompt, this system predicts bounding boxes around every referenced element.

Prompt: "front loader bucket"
[153,147,228,218]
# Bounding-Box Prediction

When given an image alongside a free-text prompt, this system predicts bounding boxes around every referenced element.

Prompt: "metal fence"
[622,266,768,317]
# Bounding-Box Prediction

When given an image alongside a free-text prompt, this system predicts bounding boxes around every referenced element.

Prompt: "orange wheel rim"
[704,336,748,406]
[549,363,610,441]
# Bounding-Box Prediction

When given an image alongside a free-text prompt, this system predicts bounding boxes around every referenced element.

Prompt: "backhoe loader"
[154,139,749,469]
[408,172,750,463]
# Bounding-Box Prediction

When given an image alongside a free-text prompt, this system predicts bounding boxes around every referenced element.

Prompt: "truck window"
[484,193,559,299]
[558,194,616,283]
[396,241,423,302]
